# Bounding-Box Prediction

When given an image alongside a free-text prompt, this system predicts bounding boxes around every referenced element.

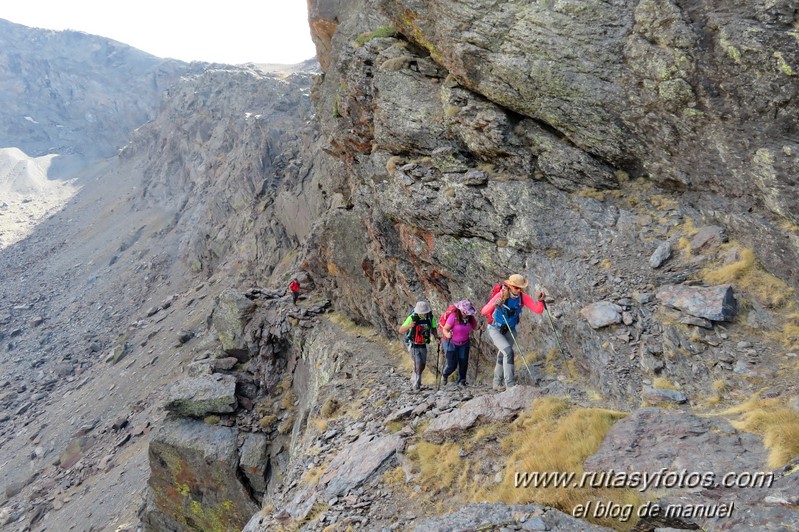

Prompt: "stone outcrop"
[301,0,799,411]
[656,284,738,322]
[423,385,538,443]
[163,375,238,417]
[320,433,404,497]
[141,417,259,531]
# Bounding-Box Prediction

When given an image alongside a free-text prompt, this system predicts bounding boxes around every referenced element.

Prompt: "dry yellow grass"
[650,194,678,211]
[701,244,793,308]
[302,465,326,486]
[576,187,608,202]
[281,389,298,410]
[320,397,339,418]
[478,398,637,529]
[310,418,328,432]
[722,394,799,469]
[652,377,679,391]
[406,398,636,529]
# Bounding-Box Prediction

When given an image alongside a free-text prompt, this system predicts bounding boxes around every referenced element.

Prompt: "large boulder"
[656,284,737,322]
[212,289,257,356]
[141,417,258,531]
[163,374,238,418]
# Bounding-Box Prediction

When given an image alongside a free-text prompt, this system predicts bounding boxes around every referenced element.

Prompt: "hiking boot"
[458,381,466,387]
[492,382,504,392]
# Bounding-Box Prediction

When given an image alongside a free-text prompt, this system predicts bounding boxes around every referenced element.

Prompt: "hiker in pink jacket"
[481,274,545,390]
[441,300,480,386]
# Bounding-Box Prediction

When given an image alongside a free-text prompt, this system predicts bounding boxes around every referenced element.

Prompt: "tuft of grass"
[652,377,679,391]
[327,312,377,338]
[544,348,559,376]
[722,394,799,468]
[576,187,608,201]
[650,194,678,210]
[354,26,398,46]
[302,465,326,486]
[386,420,405,433]
[277,416,295,434]
[477,398,637,529]
[320,397,339,418]
[203,415,220,425]
[702,247,755,284]
[782,312,799,350]
[407,441,474,495]
[281,390,298,410]
[311,418,328,432]
[386,155,403,174]
[701,244,794,309]
[382,466,407,488]
[259,415,278,431]
[302,502,329,526]
[588,390,603,402]
[402,398,637,529]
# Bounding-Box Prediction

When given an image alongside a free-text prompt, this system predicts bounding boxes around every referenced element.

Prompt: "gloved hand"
[536,291,545,301]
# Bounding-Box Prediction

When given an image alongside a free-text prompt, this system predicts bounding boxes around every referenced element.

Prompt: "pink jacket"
[481,291,544,317]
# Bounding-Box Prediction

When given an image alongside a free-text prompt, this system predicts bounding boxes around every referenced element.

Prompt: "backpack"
[485,283,506,325]
[438,304,458,336]
[406,312,433,346]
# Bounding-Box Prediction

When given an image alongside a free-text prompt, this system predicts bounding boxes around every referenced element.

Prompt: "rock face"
[376,0,799,217]
[320,433,404,497]
[119,64,327,279]
[300,0,799,411]
[142,417,259,531]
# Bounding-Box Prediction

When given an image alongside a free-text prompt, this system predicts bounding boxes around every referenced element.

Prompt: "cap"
[414,301,431,314]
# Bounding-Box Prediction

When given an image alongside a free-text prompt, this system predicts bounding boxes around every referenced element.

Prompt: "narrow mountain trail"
[244,312,597,531]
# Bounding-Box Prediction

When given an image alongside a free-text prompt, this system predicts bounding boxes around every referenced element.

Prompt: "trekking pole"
[501,312,536,383]
[435,340,442,390]
[474,331,483,384]
[543,301,570,360]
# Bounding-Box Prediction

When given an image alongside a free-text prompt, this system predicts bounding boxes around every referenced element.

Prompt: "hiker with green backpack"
[481,274,546,391]
[399,301,439,390]
[440,299,481,387]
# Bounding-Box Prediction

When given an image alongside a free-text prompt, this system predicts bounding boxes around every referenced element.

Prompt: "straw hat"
[504,274,529,289]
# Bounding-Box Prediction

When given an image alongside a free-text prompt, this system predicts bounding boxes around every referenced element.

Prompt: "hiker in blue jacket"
[481,274,545,390]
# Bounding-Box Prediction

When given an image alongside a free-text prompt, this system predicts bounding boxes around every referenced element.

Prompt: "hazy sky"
[0,1,317,65]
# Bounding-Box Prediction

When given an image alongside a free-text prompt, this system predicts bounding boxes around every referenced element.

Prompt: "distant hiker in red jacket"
[288,278,300,304]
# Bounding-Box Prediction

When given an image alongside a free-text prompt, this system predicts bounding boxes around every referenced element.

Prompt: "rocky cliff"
[1,2,799,531]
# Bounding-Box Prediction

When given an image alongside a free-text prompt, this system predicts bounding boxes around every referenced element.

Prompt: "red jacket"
[289,280,300,293]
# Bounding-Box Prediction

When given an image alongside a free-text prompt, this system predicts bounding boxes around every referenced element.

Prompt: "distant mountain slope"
[0,18,200,161]
[0,147,79,248]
